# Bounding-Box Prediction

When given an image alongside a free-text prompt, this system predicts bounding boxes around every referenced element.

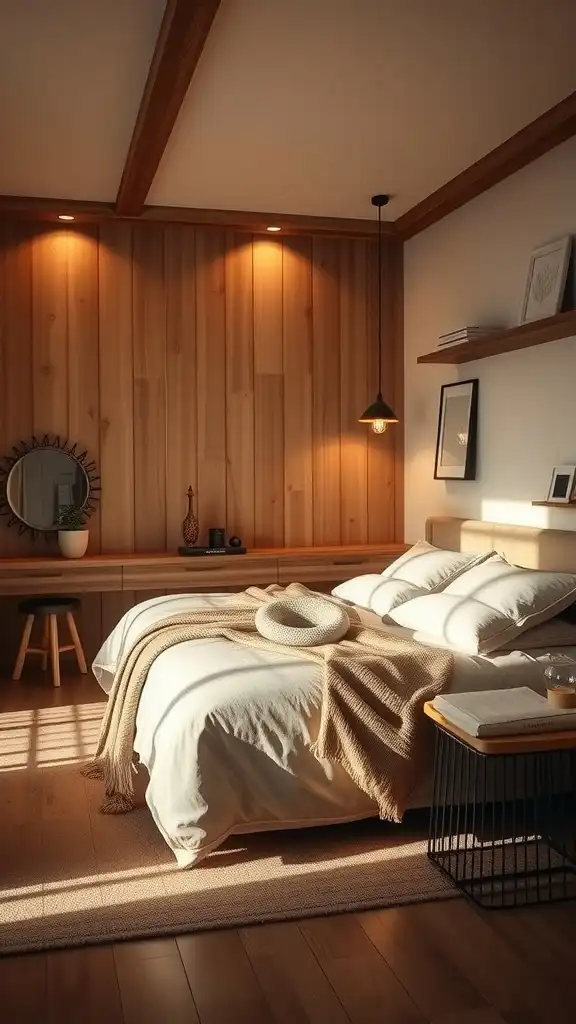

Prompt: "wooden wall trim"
[115,0,222,216]
[0,196,116,221]
[395,90,576,239]
[0,196,389,239]
[141,205,388,237]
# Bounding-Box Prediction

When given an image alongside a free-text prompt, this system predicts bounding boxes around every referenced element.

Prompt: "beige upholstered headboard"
[426,517,576,573]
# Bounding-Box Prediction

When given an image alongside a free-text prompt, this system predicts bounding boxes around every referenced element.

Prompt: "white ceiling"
[2,0,576,220]
[0,0,165,201]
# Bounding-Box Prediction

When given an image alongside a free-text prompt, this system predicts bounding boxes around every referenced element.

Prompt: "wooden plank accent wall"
[340,239,369,545]
[98,221,135,554]
[312,237,341,546]
[253,238,284,547]
[0,220,401,666]
[283,237,313,547]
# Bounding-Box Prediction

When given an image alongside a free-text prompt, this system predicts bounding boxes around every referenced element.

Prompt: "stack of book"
[437,325,501,349]
[433,687,576,738]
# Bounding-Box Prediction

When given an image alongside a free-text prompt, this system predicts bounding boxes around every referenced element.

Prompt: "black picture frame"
[434,379,478,481]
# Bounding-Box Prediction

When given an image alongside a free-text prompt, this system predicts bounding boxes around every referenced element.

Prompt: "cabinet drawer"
[277,555,396,584]
[0,565,122,595]
[123,557,277,592]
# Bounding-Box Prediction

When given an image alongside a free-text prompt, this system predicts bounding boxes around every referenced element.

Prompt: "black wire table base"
[427,726,576,908]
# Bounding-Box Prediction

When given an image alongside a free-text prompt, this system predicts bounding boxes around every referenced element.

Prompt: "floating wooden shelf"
[417,309,576,365]
[532,501,576,508]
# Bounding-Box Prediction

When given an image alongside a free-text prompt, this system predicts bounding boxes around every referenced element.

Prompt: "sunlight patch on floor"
[0,840,427,925]
[0,702,103,771]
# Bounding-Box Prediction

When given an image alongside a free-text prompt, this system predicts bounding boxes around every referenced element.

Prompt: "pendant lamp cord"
[377,202,382,399]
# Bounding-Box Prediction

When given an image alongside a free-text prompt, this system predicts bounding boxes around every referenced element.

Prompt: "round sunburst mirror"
[0,435,100,539]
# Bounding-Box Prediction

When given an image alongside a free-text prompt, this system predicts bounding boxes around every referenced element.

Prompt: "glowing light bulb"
[372,419,387,434]
[58,214,75,221]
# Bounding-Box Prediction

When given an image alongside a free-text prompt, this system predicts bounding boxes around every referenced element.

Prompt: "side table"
[424,700,576,908]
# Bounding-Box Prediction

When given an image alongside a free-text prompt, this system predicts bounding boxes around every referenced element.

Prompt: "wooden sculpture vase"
[182,486,199,546]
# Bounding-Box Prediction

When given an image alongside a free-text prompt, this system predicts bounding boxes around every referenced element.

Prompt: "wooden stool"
[12,596,87,688]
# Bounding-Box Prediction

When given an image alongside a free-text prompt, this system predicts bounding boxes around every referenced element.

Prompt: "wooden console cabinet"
[0,545,407,597]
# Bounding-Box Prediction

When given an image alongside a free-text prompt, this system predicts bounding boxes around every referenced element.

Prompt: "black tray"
[178,546,247,556]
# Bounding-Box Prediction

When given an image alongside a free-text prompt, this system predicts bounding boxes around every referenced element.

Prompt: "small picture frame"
[520,236,572,324]
[547,465,576,504]
[434,379,478,481]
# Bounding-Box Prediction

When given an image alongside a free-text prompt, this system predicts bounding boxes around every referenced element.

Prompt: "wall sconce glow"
[58,214,75,221]
[267,225,281,232]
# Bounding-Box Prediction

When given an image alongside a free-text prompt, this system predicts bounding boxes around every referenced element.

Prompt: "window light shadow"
[0,841,439,955]
[0,702,103,772]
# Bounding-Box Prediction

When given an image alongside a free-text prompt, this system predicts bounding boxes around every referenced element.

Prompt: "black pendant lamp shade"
[359,194,398,434]
[358,393,398,430]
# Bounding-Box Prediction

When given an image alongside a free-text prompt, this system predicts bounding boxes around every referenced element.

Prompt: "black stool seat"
[18,595,81,616]
[13,595,86,688]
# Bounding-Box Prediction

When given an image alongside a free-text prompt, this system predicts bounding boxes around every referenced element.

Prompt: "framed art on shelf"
[434,379,478,481]
[520,236,571,324]
[547,466,576,504]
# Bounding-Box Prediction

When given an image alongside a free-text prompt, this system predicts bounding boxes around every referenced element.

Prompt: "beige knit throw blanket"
[83,583,453,821]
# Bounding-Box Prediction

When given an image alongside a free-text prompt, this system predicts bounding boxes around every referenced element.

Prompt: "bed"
[92,517,576,867]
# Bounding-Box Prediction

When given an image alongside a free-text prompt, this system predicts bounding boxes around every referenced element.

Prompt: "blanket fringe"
[81,759,105,780]
[100,793,134,814]
[311,736,402,824]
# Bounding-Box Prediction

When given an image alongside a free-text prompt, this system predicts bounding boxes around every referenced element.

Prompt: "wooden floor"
[1,671,576,1024]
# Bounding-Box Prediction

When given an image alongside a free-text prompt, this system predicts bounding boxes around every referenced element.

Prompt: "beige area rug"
[0,701,457,954]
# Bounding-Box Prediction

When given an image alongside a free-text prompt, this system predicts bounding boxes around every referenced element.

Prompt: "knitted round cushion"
[255,596,350,647]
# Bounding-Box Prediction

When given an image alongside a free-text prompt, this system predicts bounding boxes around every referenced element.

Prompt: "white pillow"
[389,557,576,655]
[332,543,496,619]
[497,617,576,651]
[380,540,495,591]
[332,574,426,615]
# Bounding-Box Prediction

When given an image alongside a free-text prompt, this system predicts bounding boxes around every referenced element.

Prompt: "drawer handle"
[184,565,226,571]
[14,571,64,579]
[333,559,365,566]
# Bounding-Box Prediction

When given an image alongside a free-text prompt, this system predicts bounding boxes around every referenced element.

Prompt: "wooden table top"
[0,543,408,571]
[424,700,576,755]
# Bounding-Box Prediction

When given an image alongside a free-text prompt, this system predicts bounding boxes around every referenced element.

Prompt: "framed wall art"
[547,465,576,504]
[520,236,571,324]
[434,379,478,481]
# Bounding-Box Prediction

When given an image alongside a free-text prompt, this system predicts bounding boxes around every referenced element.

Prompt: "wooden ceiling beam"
[115,0,222,217]
[0,195,392,238]
[395,90,576,240]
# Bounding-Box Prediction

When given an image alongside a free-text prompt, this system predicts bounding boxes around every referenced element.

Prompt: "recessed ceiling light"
[267,225,281,232]
[58,214,75,221]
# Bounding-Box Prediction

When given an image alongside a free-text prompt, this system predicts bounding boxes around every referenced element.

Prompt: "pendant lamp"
[359,194,398,434]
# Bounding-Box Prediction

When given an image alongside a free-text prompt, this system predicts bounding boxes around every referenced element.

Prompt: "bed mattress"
[93,593,571,867]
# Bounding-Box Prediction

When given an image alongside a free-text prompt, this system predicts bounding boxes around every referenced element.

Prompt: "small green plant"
[57,505,87,531]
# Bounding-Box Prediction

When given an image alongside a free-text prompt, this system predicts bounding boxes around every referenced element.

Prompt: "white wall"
[404,135,576,542]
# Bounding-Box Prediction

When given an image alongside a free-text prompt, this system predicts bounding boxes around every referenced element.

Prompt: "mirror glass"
[6,449,89,531]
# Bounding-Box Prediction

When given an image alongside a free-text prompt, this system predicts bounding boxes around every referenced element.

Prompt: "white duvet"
[93,592,560,867]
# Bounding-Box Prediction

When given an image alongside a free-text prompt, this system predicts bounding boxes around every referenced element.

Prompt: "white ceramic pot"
[58,529,89,559]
